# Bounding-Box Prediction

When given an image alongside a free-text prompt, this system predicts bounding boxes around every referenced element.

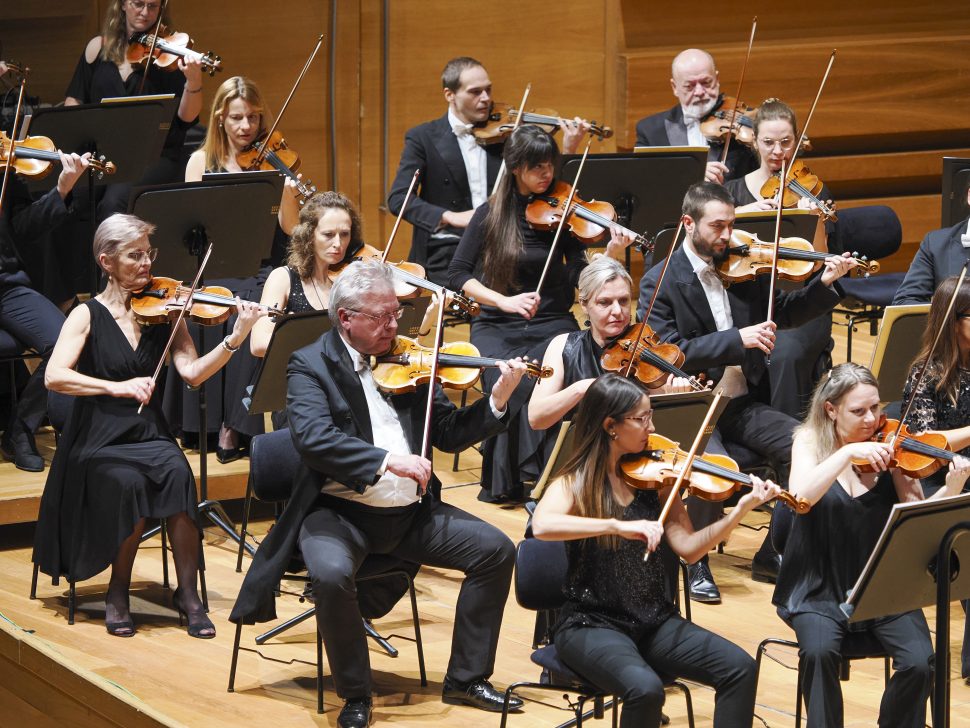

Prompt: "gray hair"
[796,362,879,460]
[93,214,155,269]
[578,255,632,306]
[328,259,396,327]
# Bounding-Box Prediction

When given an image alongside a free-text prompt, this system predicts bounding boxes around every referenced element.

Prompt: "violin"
[718,230,878,284]
[699,96,758,147]
[852,416,956,479]
[131,276,283,326]
[526,180,653,256]
[127,28,222,76]
[236,130,317,204]
[473,102,613,146]
[600,324,705,391]
[760,159,837,221]
[371,336,551,394]
[620,433,811,513]
[0,61,28,78]
[0,131,116,179]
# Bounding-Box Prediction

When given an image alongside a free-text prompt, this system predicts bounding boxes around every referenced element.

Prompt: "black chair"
[753,505,892,727]
[227,428,426,714]
[501,536,695,727]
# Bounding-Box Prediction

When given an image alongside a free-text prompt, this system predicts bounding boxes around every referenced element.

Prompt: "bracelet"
[222,336,239,353]
[185,86,203,94]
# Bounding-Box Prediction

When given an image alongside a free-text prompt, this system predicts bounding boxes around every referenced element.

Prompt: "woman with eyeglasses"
[32,214,264,639]
[531,373,781,728]
[901,275,970,684]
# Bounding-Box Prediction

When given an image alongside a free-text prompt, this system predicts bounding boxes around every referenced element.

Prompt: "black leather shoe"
[337,697,372,728]
[442,676,522,712]
[687,559,721,604]
[215,446,242,464]
[1,421,44,472]
[751,550,782,584]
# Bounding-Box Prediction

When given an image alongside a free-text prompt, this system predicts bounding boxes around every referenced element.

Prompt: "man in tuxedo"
[388,56,589,286]
[230,260,528,727]
[893,186,970,304]
[638,182,854,597]
[634,48,757,185]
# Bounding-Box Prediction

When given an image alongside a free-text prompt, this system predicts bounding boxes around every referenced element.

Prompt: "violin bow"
[763,158,787,365]
[720,16,757,166]
[137,0,169,95]
[535,137,593,294]
[620,219,684,380]
[646,391,723,561]
[253,35,324,167]
[0,75,27,219]
[415,286,449,497]
[382,169,419,263]
[138,243,213,414]
[787,50,836,174]
[893,263,969,444]
[490,82,532,195]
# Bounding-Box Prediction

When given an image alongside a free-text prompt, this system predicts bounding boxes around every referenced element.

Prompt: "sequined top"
[285,267,322,314]
[902,365,970,489]
[555,488,676,642]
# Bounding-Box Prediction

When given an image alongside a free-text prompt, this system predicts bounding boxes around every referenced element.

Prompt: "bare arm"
[527,333,593,430]
[788,430,894,506]
[184,150,205,182]
[170,300,263,385]
[250,267,291,356]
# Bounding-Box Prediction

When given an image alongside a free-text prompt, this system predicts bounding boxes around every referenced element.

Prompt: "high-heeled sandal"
[105,597,136,637]
[172,587,216,639]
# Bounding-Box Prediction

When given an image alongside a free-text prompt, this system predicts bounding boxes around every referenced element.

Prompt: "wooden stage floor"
[2,316,969,726]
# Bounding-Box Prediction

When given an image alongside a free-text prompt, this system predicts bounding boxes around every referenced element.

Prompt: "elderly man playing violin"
[387,56,592,286]
[638,181,857,597]
[231,259,530,727]
[635,48,757,185]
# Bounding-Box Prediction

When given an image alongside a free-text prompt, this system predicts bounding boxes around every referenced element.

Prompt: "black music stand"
[839,493,970,727]
[650,389,727,450]
[941,157,970,228]
[559,147,708,268]
[129,171,283,553]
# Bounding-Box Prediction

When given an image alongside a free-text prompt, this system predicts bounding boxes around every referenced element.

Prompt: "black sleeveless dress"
[33,300,198,582]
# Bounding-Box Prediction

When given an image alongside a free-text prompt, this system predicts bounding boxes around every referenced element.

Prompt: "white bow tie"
[962,234,970,249]
[452,122,474,138]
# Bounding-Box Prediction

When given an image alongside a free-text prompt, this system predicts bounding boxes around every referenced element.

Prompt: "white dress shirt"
[681,106,710,149]
[449,109,488,210]
[682,240,748,398]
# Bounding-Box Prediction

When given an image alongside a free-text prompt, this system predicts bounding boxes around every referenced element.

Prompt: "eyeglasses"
[124,247,158,263]
[958,314,970,320]
[624,414,653,427]
[128,1,161,12]
[758,137,795,151]
[349,307,404,327]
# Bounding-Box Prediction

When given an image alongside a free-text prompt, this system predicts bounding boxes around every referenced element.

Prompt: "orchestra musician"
[901,276,970,683]
[634,48,757,185]
[448,124,634,503]
[532,372,781,728]
[387,56,592,286]
[774,362,970,727]
[638,182,855,594]
[32,213,264,638]
[0,158,90,471]
[892,186,970,305]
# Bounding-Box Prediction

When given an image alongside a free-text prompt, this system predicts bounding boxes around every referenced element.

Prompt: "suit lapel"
[664,106,689,146]
[430,114,470,194]
[322,330,374,443]
[671,250,718,334]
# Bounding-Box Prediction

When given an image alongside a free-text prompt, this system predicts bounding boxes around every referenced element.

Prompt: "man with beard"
[635,49,757,185]
[637,182,855,600]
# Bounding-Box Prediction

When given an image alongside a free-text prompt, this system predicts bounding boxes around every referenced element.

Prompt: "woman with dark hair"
[774,362,970,727]
[532,373,780,727]
[901,275,970,683]
[448,124,634,501]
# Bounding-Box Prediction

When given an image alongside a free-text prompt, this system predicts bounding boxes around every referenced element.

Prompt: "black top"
[902,366,970,489]
[65,49,195,155]
[724,175,837,241]
[447,190,587,324]
[285,266,320,313]
[773,471,897,629]
[0,176,73,284]
[560,328,605,413]
[555,488,676,642]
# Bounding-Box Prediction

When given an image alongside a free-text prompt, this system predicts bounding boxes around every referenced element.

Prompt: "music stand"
[941,157,970,228]
[839,493,970,727]
[128,172,283,551]
[868,304,930,403]
[245,297,431,415]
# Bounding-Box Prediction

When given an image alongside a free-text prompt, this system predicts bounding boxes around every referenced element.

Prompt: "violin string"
[636,345,704,391]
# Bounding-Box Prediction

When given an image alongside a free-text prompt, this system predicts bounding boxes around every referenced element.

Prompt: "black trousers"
[788,610,933,728]
[769,314,833,420]
[298,494,515,698]
[556,616,757,728]
[0,283,65,431]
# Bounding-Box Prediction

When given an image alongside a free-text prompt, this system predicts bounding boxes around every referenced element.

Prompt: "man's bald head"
[670,49,720,118]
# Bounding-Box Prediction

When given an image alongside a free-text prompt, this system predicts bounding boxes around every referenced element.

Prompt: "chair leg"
[68,580,76,625]
[255,606,315,645]
[198,539,209,612]
[236,476,254,573]
[795,655,803,728]
[671,681,695,728]
[316,625,324,714]
[406,573,427,686]
[883,655,890,686]
[227,621,243,692]
[30,562,38,599]
[160,519,170,589]
[679,560,691,622]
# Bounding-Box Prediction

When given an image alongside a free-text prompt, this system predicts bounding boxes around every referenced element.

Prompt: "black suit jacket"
[634,100,757,183]
[638,248,842,393]
[892,218,970,305]
[230,328,507,624]
[387,113,503,281]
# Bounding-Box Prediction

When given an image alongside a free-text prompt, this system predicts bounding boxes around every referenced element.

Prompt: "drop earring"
[609,430,617,440]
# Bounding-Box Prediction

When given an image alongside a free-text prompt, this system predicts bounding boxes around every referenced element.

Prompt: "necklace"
[309,274,328,310]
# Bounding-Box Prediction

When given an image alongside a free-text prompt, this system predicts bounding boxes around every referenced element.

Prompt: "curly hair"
[286,192,364,280]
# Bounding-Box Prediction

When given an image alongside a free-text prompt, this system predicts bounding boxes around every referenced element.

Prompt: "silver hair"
[328,258,396,327]
[92,214,155,269]
[578,255,632,306]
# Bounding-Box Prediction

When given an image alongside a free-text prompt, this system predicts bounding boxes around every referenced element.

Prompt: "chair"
[500,536,695,727]
[0,328,41,426]
[753,505,891,726]
[867,304,930,403]
[227,428,426,714]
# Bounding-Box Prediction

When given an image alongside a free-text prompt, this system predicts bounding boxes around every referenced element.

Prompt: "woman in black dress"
[531,373,780,727]
[32,214,263,638]
[448,124,633,501]
[773,362,970,727]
